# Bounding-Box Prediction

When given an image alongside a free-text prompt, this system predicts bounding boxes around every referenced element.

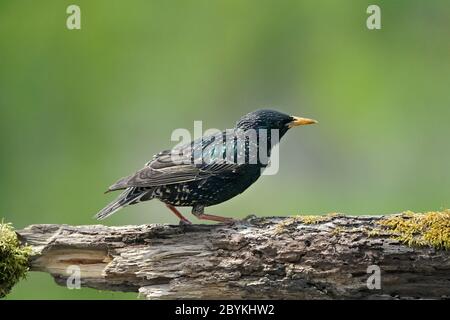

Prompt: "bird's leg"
[192,205,235,224]
[165,204,192,224]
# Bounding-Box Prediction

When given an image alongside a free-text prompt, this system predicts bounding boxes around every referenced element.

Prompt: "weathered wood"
[17,215,450,299]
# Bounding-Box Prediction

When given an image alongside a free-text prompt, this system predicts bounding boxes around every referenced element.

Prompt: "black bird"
[95,109,317,223]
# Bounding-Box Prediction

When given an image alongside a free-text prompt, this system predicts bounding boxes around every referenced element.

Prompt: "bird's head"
[235,109,317,138]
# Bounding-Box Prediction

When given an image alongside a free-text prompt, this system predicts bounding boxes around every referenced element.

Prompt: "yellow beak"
[288,116,318,128]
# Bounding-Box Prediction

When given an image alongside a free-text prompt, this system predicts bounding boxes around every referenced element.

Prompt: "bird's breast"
[155,166,262,207]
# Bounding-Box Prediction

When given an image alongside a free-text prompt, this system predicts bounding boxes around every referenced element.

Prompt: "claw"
[179,218,192,225]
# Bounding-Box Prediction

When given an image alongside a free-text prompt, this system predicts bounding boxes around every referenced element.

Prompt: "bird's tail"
[94,187,150,220]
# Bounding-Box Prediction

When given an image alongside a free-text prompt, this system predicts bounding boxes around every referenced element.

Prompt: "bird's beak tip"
[289,116,318,127]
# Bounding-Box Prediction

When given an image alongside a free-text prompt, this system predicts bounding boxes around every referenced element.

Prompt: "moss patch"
[298,213,343,225]
[298,215,329,224]
[0,222,31,298]
[274,213,342,234]
[378,210,450,250]
[273,211,450,250]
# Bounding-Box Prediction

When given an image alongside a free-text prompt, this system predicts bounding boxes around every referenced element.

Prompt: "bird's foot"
[222,217,237,225]
[179,218,192,225]
[206,214,239,225]
[196,213,236,225]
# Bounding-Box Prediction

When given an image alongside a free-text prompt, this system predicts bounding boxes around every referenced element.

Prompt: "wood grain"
[17,215,450,299]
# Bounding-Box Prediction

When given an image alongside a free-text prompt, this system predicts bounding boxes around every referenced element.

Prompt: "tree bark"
[17,215,450,299]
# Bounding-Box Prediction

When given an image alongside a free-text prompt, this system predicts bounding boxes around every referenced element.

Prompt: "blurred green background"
[1,0,449,299]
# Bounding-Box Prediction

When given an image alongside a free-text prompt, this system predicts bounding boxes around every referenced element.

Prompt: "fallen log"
[14,212,450,299]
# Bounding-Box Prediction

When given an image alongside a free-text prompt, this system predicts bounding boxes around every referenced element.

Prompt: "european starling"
[95,109,317,223]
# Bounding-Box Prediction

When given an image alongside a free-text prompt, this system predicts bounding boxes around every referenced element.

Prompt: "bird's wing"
[107,131,247,191]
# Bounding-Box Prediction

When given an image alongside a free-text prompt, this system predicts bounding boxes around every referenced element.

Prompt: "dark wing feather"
[107,131,245,191]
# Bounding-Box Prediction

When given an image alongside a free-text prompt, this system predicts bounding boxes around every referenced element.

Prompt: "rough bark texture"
[17,215,450,299]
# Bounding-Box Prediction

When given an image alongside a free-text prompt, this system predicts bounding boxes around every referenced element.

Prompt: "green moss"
[301,213,345,224]
[378,210,450,250]
[331,226,345,235]
[274,211,449,250]
[298,215,329,224]
[366,228,382,237]
[274,213,342,234]
[0,222,32,298]
[274,217,297,234]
